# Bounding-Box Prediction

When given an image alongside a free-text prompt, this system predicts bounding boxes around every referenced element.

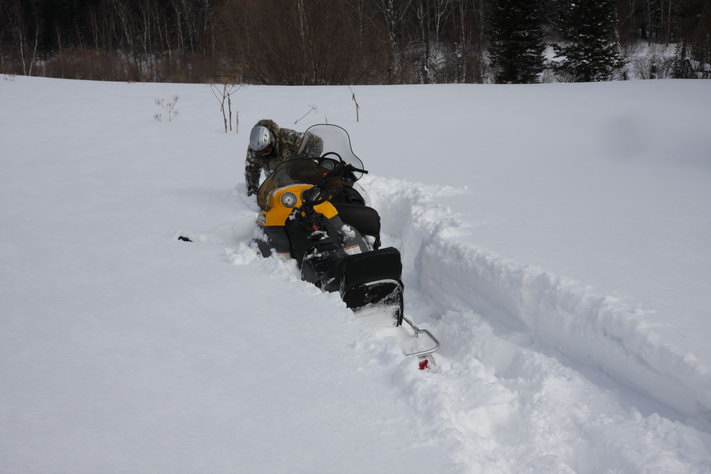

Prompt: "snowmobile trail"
[384,296,711,472]
[361,176,711,471]
[365,175,711,420]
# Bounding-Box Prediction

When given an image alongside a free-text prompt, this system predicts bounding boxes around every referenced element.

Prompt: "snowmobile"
[253,124,438,369]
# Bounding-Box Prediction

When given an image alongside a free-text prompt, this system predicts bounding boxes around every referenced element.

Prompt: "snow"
[2,75,711,472]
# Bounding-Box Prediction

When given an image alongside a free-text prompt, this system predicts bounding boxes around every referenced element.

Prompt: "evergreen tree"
[691,32,711,78]
[487,0,546,83]
[553,0,625,82]
[672,42,695,79]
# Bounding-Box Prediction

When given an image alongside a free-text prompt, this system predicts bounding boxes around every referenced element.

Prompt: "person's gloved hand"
[247,188,256,197]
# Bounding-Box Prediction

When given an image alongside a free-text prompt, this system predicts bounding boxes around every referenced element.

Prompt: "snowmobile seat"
[334,204,381,250]
[336,185,367,205]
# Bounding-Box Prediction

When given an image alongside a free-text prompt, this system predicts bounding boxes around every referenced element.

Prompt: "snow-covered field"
[2,76,711,472]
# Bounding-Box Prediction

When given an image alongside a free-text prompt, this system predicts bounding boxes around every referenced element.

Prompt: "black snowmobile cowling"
[253,124,404,324]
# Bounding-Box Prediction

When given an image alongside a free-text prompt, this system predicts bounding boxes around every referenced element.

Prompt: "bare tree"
[4,1,40,76]
[415,0,432,83]
[432,0,453,44]
[374,0,414,81]
[296,0,319,83]
[454,0,474,82]
[210,83,242,133]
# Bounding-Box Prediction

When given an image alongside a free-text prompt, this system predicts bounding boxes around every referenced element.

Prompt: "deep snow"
[1,76,711,473]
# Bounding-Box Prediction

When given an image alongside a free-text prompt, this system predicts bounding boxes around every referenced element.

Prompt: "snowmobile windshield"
[256,159,327,210]
[297,124,365,179]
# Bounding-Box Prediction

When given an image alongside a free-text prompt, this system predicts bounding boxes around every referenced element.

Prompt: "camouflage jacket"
[244,119,304,195]
[245,119,324,195]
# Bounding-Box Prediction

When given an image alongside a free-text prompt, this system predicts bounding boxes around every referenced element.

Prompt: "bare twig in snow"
[210,83,242,133]
[348,86,360,122]
[294,104,318,125]
[154,95,179,122]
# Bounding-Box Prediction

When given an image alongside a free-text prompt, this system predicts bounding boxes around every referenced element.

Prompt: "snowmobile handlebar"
[348,164,368,175]
[317,153,368,178]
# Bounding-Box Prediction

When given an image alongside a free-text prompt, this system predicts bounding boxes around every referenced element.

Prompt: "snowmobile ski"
[355,303,440,370]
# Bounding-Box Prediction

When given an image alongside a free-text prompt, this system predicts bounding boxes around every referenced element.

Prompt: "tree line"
[1,0,709,84]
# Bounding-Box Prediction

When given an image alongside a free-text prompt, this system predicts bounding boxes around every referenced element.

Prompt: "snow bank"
[366,175,711,422]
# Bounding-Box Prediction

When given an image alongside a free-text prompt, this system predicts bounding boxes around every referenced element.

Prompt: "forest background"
[1,0,709,84]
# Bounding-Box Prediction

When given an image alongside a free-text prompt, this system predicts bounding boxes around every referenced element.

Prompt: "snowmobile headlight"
[280,192,297,208]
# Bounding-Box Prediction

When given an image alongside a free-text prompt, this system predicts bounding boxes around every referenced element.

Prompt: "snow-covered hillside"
[1,76,710,473]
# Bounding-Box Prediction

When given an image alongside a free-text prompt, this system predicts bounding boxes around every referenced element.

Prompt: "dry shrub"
[41,48,140,81]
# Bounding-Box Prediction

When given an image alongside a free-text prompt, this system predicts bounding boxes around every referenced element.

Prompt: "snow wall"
[366,176,711,422]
